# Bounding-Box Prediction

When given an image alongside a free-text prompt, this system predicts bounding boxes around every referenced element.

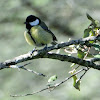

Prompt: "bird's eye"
[29,19,39,26]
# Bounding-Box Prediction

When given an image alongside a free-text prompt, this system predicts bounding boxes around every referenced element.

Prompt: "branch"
[11,68,85,97]
[0,35,100,70]
[88,58,100,62]
[44,53,100,70]
[10,62,46,77]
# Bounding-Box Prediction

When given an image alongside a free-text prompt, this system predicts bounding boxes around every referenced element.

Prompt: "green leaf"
[74,79,81,91]
[48,75,57,83]
[73,75,77,85]
[69,70,80,91]
[86,14,99,28]
[89,30,96,36]
[89,41,94,44]
[77,50,85,59]
[89,31,95,43]
[72,75,80,91]
[95,20,99,26]
[86,13,94,22]
[84,28,92,38]
[93,43,100,51]
[94,54,100,58]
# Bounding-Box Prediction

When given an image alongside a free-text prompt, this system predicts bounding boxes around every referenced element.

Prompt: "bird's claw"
[43,45,48,50]
[30,48,37,56]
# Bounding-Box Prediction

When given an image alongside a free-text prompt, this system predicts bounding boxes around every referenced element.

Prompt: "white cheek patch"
[29,19,39,26]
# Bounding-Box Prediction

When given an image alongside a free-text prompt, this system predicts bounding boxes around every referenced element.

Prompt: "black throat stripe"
[28,31,36,44]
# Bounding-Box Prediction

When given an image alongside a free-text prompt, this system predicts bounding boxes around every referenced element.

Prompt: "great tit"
[24,15,57,53]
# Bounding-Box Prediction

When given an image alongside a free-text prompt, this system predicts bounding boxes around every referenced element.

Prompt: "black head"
[24,15,41,30]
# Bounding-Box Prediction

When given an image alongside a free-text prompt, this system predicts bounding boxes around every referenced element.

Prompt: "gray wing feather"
[40,21,57,41]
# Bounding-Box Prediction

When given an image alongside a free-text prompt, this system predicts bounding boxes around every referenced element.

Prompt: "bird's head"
[24,15,41,27]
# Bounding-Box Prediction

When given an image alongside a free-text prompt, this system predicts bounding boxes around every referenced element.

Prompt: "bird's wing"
[40,21,57,41]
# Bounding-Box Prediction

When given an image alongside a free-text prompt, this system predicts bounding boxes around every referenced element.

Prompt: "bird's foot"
[43,45,48,50]
[29,47,37,56]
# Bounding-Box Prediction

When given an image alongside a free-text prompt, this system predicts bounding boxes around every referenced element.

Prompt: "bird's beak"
[24,22,27,24]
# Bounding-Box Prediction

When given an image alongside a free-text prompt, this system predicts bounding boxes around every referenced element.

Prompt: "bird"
[24,15,57,54]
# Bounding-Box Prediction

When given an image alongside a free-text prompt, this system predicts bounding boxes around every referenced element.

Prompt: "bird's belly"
[31,27,53,46]
[24,31,35,46]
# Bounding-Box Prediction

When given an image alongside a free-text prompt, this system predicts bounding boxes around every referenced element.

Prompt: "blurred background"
[0,0,100,100]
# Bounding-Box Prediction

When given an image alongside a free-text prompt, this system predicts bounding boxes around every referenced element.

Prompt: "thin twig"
[10,87,50,97]
[11,68,85,97]
[54,68,84,88]
[78,47,91,80]
[79,68,89,80]
[20,67,46,77]
[10,63,46,77]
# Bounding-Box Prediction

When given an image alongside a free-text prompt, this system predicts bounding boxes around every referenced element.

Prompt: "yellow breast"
[24,26,53,46]
[24,31,35,46]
